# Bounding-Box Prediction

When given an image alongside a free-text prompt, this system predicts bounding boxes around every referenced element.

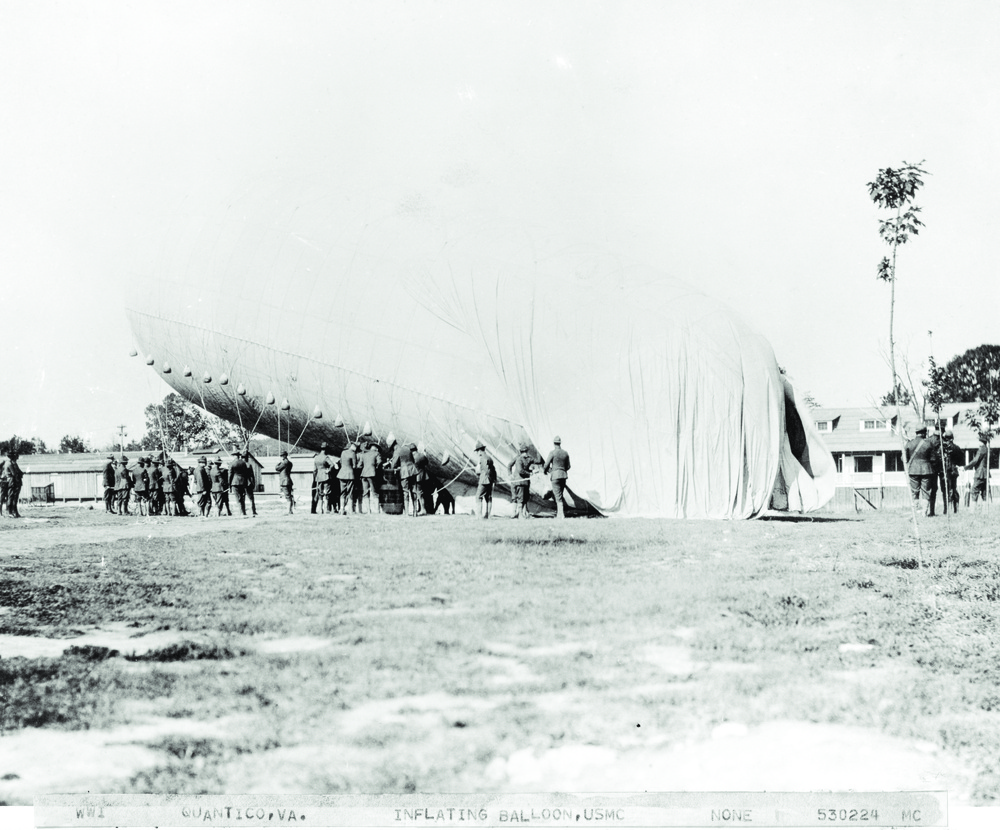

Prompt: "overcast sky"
[2,1,999,449]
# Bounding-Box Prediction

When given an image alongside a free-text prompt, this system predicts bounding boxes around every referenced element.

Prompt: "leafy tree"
[937,344,1000,402]
[59,435,91,454]
[880,383,913,407]
[0,435,37,456]
[142,393,214,452]
[868,160,928,552]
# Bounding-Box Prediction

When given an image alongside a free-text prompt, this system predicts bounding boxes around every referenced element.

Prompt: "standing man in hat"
[242,452,258,517]
[174,461,191,516]
[544,436,571,519]
[905,425,938,516]
[162,459,178,516]
[195,456,213,517]
[965,434,991,507]
[390,439,418,516]
[411,443,429,516]
[360,441,381,514]
[312,443,331,514]
[508,444,534,519]
[102,455,117,514]
[276,450,294,514]
[115,456,133,516]
[937,429,964,514]
[0,450,9,516]
[338,442,359,515]
[474,442,496,519]
[210,458,227,516]
[149,458,164,515]
[133,457,149,516]
[229,451,251,516]
[2,451,23,517]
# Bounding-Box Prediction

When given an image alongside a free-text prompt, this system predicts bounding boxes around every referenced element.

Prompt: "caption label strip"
[35,792,946,828]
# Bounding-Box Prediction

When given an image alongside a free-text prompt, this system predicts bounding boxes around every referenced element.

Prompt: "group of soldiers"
[904,426,992,516]
[273,434,573,519]
[278,438,450,517]
[101,452,259,518]
[0,450,24,518]
[476,436,571,519]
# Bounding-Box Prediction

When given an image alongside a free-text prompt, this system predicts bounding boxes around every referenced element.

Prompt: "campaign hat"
[474,441,486,452]
[553,435,561,444]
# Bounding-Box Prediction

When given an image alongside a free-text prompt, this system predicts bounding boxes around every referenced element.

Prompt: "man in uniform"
[3,451,23,517]
[474,442,496,519]
[509,444,534,519]
[162,459,177,516]
[243,452,259,516]
[149,458,164,515]
[543,436,572,519]
[412,443,430,516]
[313,443,331,514]
[0,450,8,516]
[965,434,991,507]
[390,439,418,516]
[937,429,964,514]
[102,454,116,514]
[115,456,133,516]
[210,458,227,516]
[133,457,150,516]
[218,458,233,516]
[338,442,359,514]
[360,441,381,514]
[904,425,938,516]
[196,456,213,517]
[173,461,191,516]
[276,450,294,514]
[229,452,251,516]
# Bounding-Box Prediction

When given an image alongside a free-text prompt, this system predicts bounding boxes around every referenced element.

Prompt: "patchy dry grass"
[1,506,999,800]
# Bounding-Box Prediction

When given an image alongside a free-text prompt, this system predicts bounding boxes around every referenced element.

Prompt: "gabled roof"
[809,403,985,452]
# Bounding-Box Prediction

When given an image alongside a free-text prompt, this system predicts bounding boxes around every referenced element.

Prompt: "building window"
[884,451,905,472]
[860,419,890,431]
[832,453,843,472]
[854,455,874,473]
[815,420,830,432]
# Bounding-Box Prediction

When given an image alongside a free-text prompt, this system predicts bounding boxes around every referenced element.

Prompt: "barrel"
[379,469,404,515]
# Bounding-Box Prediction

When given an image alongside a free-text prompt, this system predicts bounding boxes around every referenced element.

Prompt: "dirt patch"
[0,623,203,660]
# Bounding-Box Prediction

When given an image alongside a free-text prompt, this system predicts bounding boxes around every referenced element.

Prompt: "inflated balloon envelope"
[127,185,834,518]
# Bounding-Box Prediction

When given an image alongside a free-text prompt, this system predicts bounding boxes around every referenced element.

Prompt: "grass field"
[1,501,999,805]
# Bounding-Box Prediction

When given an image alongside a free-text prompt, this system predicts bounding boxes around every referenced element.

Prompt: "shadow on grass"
[124,642,249,662]
[758,515,857,523]
[485,536,588,546]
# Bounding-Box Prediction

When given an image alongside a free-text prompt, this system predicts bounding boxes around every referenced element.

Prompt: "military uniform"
[102,457,116,513]
[390,441,418,516]
[360,443,381,513]
[338,444,359,514]
[905,429,938,516]
[475,444,496,519]
[276,452,294,513]
[937,434,964,514]
[313,445,331,514]
[230,455,251,515]
[412,444,430,515]
[543,437,571,519]
[196,458,213,516]
[133,460,150,516]
[149,461,164,515]
[509,445,534,519]
[2,453,23,517]
[174,464,190,516]
[243,454,258,516]
[0,455,8,516]
[965,440,990,503]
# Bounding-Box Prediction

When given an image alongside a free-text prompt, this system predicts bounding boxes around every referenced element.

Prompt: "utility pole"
[117,424,128,453]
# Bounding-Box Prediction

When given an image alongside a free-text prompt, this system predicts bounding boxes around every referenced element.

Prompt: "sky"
[2,0,999,450]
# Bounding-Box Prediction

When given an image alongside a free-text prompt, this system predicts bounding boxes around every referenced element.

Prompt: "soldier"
[543,436,572,519]
[509,444,534,519]
[937,430,964,514]
[210,458,227,516]
[276,450,294,514]
[218,459,232,516]
[149,458,164,515]
[102,454,116,513]
[173,461,191,516]
[133,457,150,516]
[360,441,381,514]
[196,456,213,517]
[338,442,359,514]
[965,434,991,507]
[412,443,431,516]
[904,426,938,516]
[0,450,8,516]
[474,442,496,519]
[162,459,177,516]
[313,443,331,514]
[243,453,259,517]
[229,452,251,516]
[115,456,133,516]
[390,439,418,516]
[3,451,23,517]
